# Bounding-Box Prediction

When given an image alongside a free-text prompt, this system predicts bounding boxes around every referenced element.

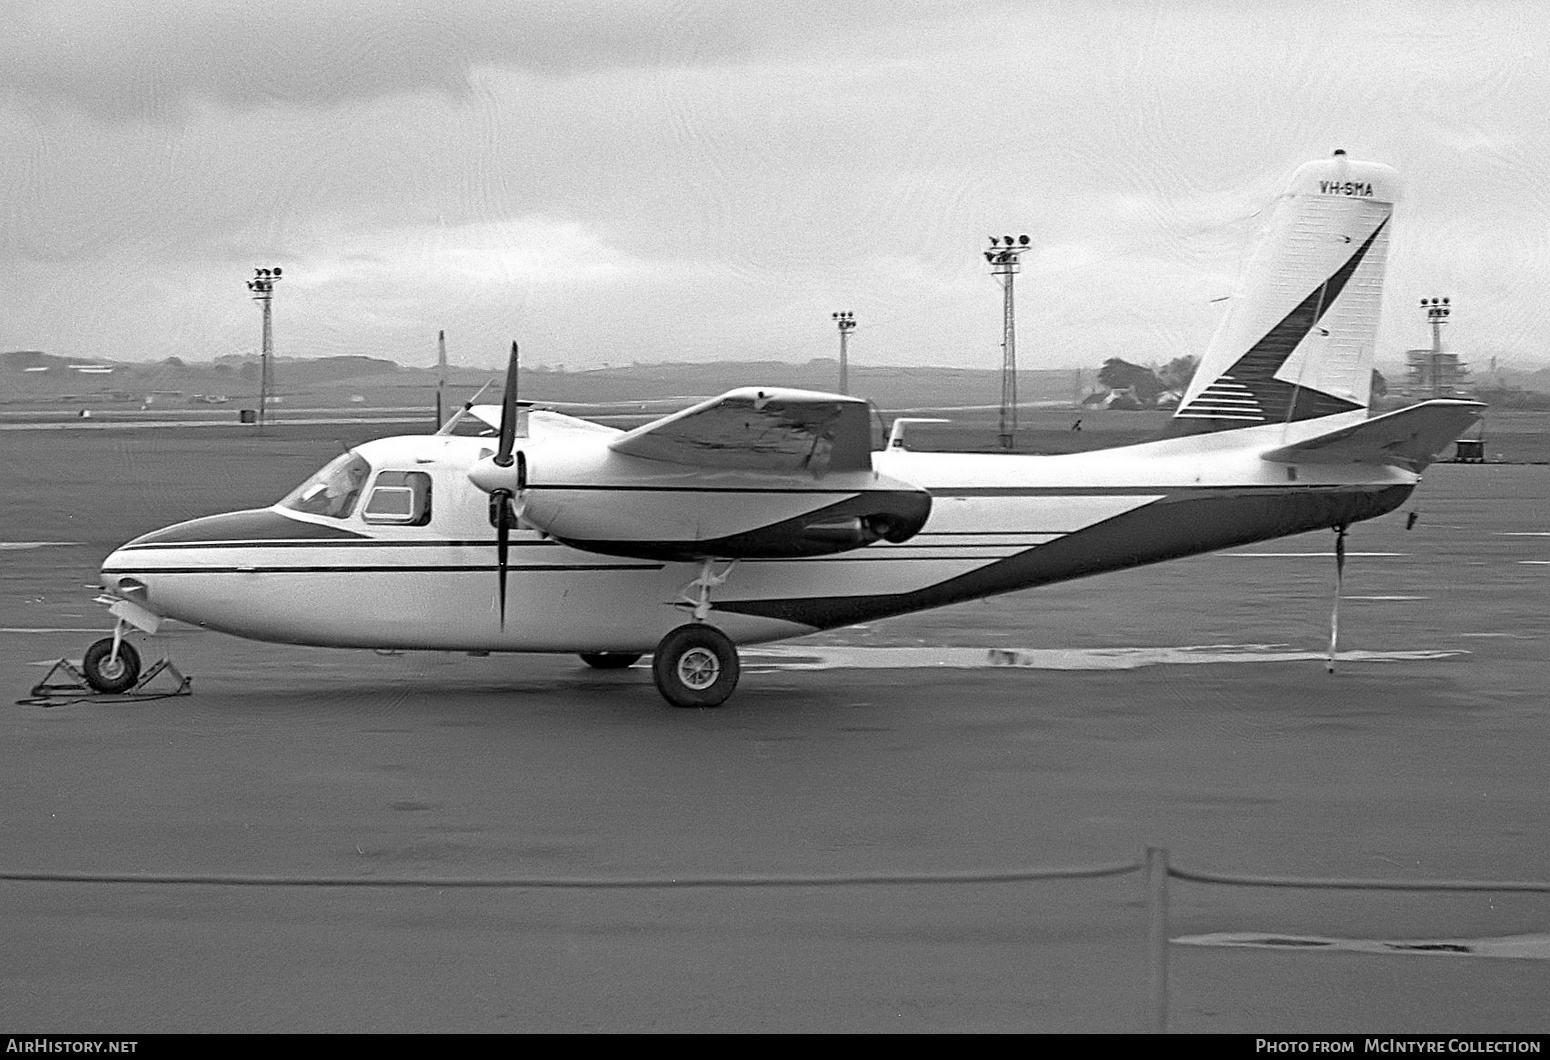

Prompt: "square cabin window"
[363,471,432,526]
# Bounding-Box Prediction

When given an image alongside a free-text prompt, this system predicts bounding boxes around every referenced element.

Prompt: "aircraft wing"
[607,387,873,477]
[466,406,622,437]
[484,387,931,561]
[1260,399,1486,471]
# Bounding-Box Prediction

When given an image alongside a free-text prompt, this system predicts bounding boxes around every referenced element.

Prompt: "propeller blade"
[494,488,512,629]
[495,341,519,468]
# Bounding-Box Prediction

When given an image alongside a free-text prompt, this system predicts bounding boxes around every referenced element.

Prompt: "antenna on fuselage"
[433,379,496,436]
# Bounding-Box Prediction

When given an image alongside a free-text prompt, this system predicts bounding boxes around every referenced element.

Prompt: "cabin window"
[363,471,433,526]
[279,452,371,520]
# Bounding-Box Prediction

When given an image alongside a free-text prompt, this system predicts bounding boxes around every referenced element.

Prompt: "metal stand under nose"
[26,657,192,703]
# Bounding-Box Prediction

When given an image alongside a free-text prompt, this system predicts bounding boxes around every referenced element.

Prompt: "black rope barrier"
[11,859,1548,894]
[1170,864,1550,893]
[0,860,1144,890]
[11,848,1549,1034]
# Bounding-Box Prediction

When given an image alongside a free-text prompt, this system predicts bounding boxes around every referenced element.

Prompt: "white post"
[1146,846,1170,1033]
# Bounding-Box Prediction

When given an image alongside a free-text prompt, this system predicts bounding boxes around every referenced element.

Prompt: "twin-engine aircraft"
[88,152,1482,707]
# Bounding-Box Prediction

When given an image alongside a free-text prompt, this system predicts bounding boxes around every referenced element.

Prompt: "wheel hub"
[677,647,721,689]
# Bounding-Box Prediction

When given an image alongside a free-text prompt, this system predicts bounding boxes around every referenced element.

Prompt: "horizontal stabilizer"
[1260,399,1485,471]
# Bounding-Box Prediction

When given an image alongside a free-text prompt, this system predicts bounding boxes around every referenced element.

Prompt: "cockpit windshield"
[278,452,371,519]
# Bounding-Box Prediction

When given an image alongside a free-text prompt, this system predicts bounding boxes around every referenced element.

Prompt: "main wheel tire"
[651,624,740,708]
[82,638,141,694]
[579,652,642,670]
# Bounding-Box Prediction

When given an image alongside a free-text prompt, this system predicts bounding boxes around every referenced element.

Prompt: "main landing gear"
[652,624,740,708]
[651,558,741,708]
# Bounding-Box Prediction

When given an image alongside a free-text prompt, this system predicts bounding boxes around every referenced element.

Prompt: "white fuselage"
[98,423,1419,654]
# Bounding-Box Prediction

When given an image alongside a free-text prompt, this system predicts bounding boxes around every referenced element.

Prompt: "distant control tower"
[1406,297,1471,397]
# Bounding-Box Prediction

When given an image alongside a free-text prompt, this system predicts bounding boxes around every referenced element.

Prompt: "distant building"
[1404,347,1472,397]
[1082,386,1147,410]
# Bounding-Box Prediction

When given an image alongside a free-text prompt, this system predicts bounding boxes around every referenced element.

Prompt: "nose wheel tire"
[652,624,740,708]
[83,638,142,694]
[579,652,642,670]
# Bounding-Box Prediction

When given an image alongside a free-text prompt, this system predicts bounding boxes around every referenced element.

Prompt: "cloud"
[1,0,963,121]
[4,1,1550,370]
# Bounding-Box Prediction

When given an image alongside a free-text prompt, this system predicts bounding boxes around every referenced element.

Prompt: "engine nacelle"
[522,481,932,562]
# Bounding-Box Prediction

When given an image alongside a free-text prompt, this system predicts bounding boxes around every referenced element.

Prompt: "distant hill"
[10,348,1545,414]
[2,350,1096,411]
[262,355,401,382]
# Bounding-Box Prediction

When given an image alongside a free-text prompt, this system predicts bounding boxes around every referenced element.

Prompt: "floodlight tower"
[1422,296,1450,398]
[831,311,855,394]
[246,267,283,428]
[985,234,1031,449]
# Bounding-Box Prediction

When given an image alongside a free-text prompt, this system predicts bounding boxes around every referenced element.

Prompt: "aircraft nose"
[99,507,365,601]
[99,548,150,600]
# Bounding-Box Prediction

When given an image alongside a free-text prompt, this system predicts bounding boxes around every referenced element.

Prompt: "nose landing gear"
[27,602,191,704]
[83,636,142,694]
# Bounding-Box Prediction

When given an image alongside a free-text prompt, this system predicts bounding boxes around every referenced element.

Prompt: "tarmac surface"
[2,428,1547,1033]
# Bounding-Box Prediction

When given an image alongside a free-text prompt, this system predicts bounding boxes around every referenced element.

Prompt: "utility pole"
[436,329,448,427]
[831,311,855,394]
[985,234,1030,449]
[1421,297,1450,397]
[246,267,282,429]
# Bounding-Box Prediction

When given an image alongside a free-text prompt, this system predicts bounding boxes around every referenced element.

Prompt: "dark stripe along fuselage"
[715,481,1413,629]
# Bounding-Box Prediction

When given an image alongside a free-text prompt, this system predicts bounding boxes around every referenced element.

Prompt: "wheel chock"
[133,658,192,696]
[30,659,92,697]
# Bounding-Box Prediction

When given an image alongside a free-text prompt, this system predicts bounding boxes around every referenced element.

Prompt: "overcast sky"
[3,0,1546,373]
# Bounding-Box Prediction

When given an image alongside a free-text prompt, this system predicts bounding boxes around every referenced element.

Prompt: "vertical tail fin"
[1169,151,1398,436]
